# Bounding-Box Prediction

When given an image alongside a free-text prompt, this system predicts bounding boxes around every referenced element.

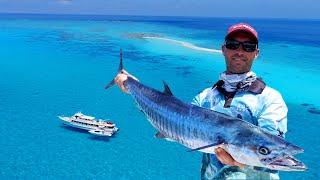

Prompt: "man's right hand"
[114,70,138,93]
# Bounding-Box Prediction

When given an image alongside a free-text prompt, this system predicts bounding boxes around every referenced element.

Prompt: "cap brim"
[225,30,258,43]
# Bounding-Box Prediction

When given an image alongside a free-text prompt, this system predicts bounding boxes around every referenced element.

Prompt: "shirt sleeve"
[192,94,201,106]
[191,88,210,107]
[257,89,288,137]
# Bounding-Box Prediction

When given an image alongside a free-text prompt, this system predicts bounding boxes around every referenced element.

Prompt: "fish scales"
[126,78,210,149]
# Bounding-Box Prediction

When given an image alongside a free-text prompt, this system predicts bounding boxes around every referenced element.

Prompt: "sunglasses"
[225,39,258,52]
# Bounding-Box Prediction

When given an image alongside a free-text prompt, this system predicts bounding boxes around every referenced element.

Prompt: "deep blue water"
[0,13,319,179]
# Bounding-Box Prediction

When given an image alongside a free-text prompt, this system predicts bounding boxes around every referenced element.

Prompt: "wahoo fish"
[105,50,306,171]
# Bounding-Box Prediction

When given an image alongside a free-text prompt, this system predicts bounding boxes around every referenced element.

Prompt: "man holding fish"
[111,23,303,179]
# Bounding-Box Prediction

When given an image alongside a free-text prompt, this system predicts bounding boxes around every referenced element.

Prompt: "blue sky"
[0,0,319,19]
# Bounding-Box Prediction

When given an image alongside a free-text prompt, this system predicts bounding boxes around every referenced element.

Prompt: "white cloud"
[57,0,72,4]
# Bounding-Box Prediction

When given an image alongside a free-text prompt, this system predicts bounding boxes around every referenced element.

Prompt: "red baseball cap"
[225,23,258,43]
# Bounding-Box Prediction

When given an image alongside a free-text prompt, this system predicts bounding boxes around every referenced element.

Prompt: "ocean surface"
[0,13,319,179]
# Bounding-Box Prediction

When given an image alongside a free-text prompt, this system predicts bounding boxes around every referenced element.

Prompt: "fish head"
[225,130,306,171]
[256,135,306,171]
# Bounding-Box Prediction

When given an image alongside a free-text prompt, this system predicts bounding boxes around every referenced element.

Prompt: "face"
[222,32,259,74]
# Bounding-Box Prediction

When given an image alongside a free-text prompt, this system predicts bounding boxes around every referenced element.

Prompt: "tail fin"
[104,49,124,90]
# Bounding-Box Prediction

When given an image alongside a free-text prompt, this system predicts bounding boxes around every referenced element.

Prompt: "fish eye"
[258,146,270,155]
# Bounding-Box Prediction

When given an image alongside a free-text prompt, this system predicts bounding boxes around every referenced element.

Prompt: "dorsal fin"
[162,81,173,96]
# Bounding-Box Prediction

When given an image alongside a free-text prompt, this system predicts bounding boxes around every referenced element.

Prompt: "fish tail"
[105,49,124,90]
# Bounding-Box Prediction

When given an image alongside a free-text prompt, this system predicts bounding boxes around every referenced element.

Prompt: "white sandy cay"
[142,36,222,54]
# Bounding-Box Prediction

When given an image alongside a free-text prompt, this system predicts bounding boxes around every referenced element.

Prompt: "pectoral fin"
[188,136,225,152]
[187,143,221,152]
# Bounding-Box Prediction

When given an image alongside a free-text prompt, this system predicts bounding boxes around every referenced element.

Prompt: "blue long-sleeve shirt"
[192,85,288,179]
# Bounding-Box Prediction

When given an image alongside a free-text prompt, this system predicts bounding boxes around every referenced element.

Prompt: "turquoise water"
[0,14,319,179]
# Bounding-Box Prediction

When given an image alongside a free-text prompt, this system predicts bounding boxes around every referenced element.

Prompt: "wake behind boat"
[58,112,119,136]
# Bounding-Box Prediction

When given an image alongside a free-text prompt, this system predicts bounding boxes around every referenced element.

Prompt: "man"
[114,23,287,180]
[192,23,287,179]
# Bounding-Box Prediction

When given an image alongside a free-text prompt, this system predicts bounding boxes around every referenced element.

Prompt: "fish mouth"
[268,155,307,171]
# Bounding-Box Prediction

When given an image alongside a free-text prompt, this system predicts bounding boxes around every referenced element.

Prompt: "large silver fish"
[105,50,306,171]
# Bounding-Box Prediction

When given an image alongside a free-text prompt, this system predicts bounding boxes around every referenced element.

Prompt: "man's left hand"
[214,147,246,168]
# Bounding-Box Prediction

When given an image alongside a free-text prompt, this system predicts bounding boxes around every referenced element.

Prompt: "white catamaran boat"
[88,129,113,136]
[58,112,119,136]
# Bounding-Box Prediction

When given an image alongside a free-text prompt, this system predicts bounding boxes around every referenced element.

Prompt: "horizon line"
[0,12,319,21]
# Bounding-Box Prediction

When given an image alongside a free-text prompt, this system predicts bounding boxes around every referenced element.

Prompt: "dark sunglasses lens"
[225,40,240,50]
[242,42,257,52]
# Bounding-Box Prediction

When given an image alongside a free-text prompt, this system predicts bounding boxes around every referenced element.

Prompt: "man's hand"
[114,70,138,93]
[215,147,245,168]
